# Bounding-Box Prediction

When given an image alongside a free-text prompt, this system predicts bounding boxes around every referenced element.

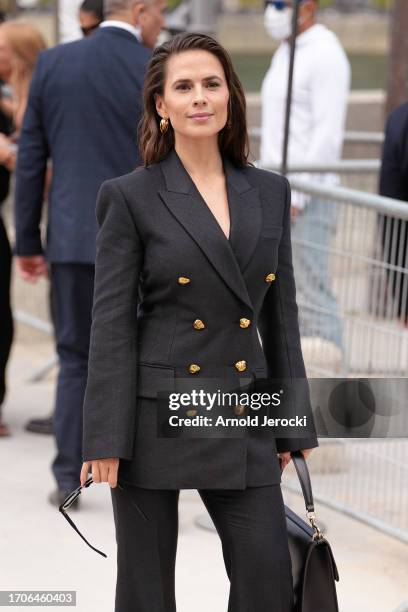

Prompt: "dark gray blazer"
[82,148,318,489]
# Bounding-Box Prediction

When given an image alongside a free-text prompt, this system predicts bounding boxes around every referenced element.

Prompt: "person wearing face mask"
[261,0,351,368]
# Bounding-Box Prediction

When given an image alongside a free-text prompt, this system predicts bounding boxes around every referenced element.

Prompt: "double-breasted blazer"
[82,147,318,489]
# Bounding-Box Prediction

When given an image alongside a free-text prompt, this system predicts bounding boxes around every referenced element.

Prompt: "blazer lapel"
[223,157,262,273]
[158,149,262,311]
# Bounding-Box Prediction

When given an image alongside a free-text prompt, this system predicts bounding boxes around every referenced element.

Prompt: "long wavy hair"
[138,32,251,167]
[0,21,47,130]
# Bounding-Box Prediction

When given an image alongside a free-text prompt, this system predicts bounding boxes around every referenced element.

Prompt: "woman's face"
[155,49,230,142]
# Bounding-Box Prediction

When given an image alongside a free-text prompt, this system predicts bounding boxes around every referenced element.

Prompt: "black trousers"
[50,263,94,490]
[110,483,293,612]
[0,214,13,408]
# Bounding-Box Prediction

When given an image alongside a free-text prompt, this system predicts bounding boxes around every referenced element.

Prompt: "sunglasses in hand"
[59,477,149,558]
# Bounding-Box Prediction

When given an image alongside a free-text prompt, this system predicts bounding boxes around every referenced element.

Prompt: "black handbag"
[284,450,340,612]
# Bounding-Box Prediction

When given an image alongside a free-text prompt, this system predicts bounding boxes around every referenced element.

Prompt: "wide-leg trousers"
[110,483,293,612]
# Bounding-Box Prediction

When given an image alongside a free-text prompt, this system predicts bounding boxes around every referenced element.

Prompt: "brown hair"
[0,21,47,129]
[138,32,251,167]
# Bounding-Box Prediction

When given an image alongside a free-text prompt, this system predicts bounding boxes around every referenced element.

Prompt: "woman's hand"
[278,447,315,472]
[80,458,119,488]
[0,133,16,170]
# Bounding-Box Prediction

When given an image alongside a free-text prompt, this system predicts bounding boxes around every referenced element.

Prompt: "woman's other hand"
[278,447,315,472]
[80,458,119,488]
[0,133,16,170]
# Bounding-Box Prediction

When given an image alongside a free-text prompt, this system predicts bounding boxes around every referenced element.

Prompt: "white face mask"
[264,4,294,41]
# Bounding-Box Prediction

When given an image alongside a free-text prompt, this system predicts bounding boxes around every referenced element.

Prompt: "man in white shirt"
[260,0,350,360]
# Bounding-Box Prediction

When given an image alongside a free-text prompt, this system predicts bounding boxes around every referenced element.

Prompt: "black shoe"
[48,488,80,509]
[25,415,54,435]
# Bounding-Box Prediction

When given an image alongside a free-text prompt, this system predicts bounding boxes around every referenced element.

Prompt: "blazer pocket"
[261,225,283,239]
[137,362,175,399]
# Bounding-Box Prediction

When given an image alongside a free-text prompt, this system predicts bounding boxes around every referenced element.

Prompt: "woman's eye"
[175,82,220,90]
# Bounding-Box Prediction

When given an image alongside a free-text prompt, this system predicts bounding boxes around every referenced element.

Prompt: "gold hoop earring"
[160,118,169,134]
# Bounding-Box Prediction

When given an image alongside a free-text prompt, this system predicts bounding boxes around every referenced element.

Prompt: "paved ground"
[0,324,407,612]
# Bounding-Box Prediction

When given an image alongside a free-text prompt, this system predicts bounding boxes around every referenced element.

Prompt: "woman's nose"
[192,86,207,105]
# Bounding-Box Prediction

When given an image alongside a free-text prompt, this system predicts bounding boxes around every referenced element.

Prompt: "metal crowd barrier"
[249,127,385,146]
[283,439,408,545]
[274,173,408,378]
[256,163,408,544]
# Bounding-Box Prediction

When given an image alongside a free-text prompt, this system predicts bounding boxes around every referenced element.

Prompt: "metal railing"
[283,439,408,545]
[275,173,408,378]
[254,164,408,544]
[249,127,385,146]
[258,160,380,174]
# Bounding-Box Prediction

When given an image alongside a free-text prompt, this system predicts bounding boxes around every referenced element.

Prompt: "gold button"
[239,318,251,329]
[233,404,246,416]
[193,319,205,330]
[186,408,197,417]
[178,276,191,285]
[265,273,276,283]
[234,360,247,372]
[188,364,201,374]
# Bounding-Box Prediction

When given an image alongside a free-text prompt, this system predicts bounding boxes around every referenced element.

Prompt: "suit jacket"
[14,27,151,263]
[379,102,408,320]
[82,148,319,489]
[380,101,408,202]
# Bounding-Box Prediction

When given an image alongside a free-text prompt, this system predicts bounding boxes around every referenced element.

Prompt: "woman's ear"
[154,93,166,119]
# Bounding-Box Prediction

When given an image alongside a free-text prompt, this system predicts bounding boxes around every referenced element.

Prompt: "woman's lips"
[189,113,214,121]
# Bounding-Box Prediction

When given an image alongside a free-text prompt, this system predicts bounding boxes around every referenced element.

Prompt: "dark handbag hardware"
[285,450,340,612]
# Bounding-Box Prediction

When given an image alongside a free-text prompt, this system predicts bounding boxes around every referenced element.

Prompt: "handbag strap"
[290,450,314,512]
[289,450,324,540]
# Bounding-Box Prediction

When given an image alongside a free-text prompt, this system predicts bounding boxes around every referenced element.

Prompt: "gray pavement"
[0,324,407,612]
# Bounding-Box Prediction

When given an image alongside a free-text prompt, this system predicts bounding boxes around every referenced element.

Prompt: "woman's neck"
[174,136,224,180]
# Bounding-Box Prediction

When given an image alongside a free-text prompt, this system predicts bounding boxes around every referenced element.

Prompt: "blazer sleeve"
[82,180,143,461]
[258,177,319,453]
[14,52,49,256]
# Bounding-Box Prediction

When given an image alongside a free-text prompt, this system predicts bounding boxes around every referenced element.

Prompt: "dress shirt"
[100,20,143,44]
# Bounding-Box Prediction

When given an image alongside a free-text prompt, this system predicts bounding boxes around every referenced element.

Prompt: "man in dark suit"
[379,101,408,323]
[14,0,167,506]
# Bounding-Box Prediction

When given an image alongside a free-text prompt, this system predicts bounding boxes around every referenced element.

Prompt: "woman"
[81,32,318,612]
[0,22,46,436]
[0,22,47,134]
